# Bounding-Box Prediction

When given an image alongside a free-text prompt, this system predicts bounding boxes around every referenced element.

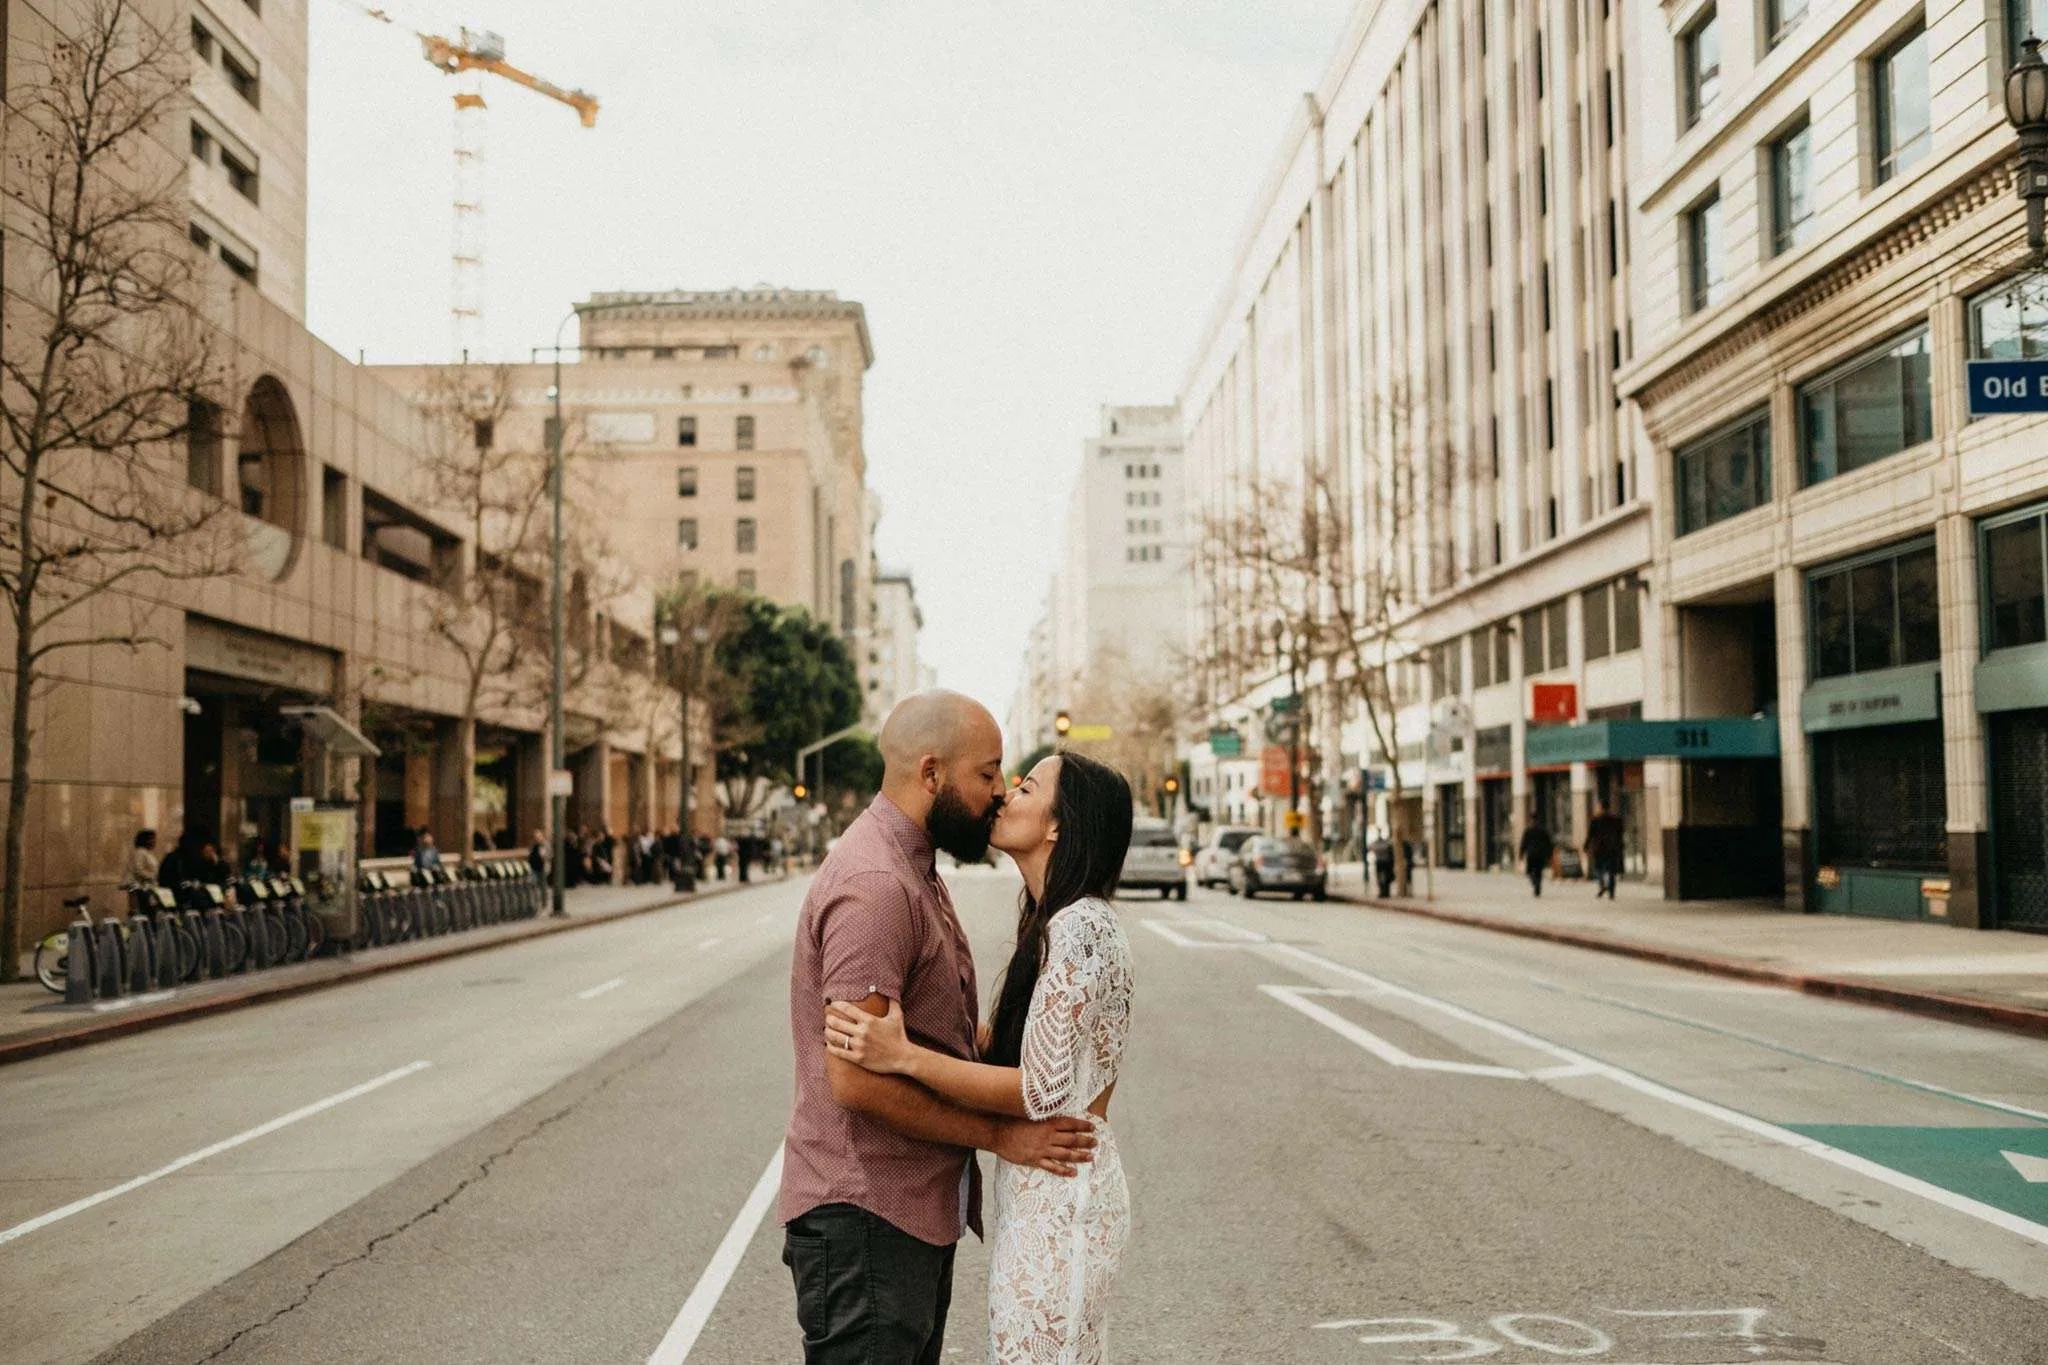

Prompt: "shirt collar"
[871,793,937,878]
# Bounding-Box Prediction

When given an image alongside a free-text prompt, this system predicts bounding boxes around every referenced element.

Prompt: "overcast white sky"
[306,0,1355,723]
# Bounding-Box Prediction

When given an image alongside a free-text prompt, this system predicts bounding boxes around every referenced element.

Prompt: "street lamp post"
[544,310,575,917]
[2008,36,2048,258]
[659,621,711,892]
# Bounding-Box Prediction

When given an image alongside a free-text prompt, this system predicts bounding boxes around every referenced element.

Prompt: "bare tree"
[0,0,237,979]
[1063,647,1183,816]
[413,365,554,857]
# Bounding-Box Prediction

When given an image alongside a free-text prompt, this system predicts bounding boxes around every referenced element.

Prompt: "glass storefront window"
[1798,328,1932,485]
[1675,407,1771,535]
[1813,722,1947,869]
[1970,273,2048,364]
[1808,540,1938,679]
[1985,511,2048,650]
[1874,23,1930,185]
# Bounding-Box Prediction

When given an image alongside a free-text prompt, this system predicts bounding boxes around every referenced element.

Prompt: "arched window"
[237,376,304,580]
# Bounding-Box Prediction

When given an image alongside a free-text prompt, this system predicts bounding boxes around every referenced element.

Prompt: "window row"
[190,17,260,108]
[1683,19,1929,312]
[1125,517,1163,534]
[188,221,257,285]
[1125,463,1162,479]
[1126,545,1163,562]
[1125,490,1162,507]
[189,121,259,204]
[677,518,758,553]
[677,465,755,500]
[676,414,755,450]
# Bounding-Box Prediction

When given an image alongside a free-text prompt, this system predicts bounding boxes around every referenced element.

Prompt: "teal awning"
[1524,717,1780,765]
[1800,662,1940,733]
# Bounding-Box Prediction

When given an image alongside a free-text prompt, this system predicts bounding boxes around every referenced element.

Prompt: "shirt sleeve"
[1018,904,1108,1120]
[817,871,923,1003]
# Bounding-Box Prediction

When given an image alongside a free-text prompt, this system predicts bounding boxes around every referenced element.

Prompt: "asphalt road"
[5,869,2048,1363]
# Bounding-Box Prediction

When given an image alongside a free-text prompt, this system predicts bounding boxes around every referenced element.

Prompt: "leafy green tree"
[711,595,861,817]
[1012,742,1055,780]
[817,733,883,815]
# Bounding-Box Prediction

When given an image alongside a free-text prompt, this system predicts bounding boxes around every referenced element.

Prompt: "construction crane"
[341,5,599,361]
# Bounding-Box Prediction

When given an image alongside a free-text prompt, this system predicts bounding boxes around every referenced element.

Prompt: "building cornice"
[578,289,874,369]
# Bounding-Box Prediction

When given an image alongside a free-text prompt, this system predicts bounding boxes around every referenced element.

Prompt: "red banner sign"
[1529,681,1578,725]
[1259,745,1293,795]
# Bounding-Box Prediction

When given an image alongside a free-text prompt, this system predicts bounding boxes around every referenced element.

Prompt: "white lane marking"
[753,912,773,927]
[695,937,723,952]
[2005,1150,2048,1183]
[1261,986,1535,1079]
[0,1060,433,1249]
[1259,941,2048,1251]
[576,977,626,1001]
[648,1143,784,1364]
[1141,918,1267,949]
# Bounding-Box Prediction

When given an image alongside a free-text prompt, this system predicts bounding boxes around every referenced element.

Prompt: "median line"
[647,1143,784,1363]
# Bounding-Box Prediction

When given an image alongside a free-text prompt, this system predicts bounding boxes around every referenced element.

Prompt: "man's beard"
[928,783,999,862]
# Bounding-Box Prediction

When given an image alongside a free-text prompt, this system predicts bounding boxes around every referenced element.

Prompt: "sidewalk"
[1324,862,2048,1037]
[0,872,795,1067]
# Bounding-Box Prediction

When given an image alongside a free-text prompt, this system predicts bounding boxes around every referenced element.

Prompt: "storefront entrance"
[1479,777,1513,871]
[1437,782,1466,868]
[1810,720,1947,919]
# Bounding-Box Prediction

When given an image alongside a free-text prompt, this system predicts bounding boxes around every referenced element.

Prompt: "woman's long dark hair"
[983,751,1133,1069]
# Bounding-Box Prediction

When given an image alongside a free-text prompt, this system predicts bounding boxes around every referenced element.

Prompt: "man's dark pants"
[783,1203,956,1363]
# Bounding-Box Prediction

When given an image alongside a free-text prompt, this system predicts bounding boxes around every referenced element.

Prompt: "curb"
[1332,890,2048,1041]
[0,874,795,1069]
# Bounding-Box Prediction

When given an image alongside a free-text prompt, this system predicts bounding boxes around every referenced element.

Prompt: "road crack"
[193,1034,679,1363]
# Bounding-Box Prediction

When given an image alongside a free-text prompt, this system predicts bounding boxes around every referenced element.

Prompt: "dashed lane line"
[647,1143,785,1363]
[576,978,626,1001]
[0,1060,433,1248]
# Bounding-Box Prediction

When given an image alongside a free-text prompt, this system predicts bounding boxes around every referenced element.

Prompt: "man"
[781,690,1096,1363]
[1368,828,1396,899]
[1585,803,1625,900]
[1520,820,1554,897]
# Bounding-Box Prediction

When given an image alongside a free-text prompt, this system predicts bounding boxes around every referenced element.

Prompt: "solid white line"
[648,1143,785,1364]
[1262,941,2048,1250]
[1260,985,1532,1078]
[694,937,724,952]
[0,1060,432,1249]
[576,977,626,1001]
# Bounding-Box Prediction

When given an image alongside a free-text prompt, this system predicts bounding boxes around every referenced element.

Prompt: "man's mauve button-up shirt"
[780,795,983,1245]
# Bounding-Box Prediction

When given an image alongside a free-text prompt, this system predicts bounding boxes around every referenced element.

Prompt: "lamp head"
[2009,36,2048,131]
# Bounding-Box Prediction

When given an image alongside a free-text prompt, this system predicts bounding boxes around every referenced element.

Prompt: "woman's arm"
[825,1001,1030,1118]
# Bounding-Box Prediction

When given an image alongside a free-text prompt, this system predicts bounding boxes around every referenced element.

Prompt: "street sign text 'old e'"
[1967,359,2048,416]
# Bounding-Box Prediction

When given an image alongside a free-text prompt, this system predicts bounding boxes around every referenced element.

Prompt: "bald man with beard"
[779,690,1098,1364]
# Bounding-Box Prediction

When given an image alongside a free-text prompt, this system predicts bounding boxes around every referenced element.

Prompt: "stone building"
[869,568,931,726]
[1180,0,1653,878]
[0,0,694,948]
[1620,0,2048,927]
[376,288,879,694]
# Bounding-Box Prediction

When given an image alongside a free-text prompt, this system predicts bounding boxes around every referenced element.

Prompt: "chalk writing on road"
[1312,1307,1830,1360]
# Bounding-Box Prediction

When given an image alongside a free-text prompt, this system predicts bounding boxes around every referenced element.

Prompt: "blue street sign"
[1966,359,2048,416]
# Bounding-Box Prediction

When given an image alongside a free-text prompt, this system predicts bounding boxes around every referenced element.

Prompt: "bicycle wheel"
[302,910,326,957]
[266,915,289,966]
[176,925,203,983]
[33,939,66,994]
[221,920,248,973]
[282,911,309,962]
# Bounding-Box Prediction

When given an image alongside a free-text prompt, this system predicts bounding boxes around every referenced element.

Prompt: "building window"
[1970,273,2048,373]
[472,419,493,450]
[1767,0,1807,45]
[1685,191,1722,313]
[678,415,697,446]
[653,347,675,359]
[737,570,757,592]
[2011,0,2048,73]
[702,345,738,359]
[1614,577,1642,651]
[1874,23,1930,185]
[1984,506,2048,651]
[1430,640,1464,696]
[1675,406,1771,535]
[1681,7,1721,128]
[1798,327,1931,485]
[219,246,257,284]
[221,51,259,107]
[1770,117,1813,255]
[1808,539,1939,679]
[186,397,223,495]
[677,466,697,498]
[221,150,258,203]
[736,465,756,501]
[1583,584,1614,660]
[737,517,757,554]
[191,19,214,59]
[735,415,755,451]
[1520,602,1569,675]
[322,467,347,551]
[677,518,698,550]
[189,222,212,251]
[190,120,214,163]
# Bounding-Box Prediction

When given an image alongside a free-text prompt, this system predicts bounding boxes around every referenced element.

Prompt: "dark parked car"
[1228,836,1327,900]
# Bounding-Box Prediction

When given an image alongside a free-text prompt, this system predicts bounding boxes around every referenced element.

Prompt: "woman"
[123,829,159,889]
[826,751,1135,1363]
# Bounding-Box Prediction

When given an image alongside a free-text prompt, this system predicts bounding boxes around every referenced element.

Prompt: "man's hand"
[994,1115,1098,1177]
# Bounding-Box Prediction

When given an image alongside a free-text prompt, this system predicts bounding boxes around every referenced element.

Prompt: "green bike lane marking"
[1786,1125,2048,1224]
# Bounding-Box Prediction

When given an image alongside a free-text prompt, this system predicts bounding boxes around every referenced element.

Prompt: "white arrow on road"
[2002,1150,2048,1183]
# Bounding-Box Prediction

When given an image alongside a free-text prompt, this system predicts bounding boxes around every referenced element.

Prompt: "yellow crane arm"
[418,33,600,127]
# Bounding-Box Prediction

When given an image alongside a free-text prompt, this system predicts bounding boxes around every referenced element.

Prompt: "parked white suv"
[1194,826,1261,889]
[1118,819,1188,899]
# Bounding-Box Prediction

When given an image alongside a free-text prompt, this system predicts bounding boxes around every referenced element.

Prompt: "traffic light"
[793,783,808,800]
[1163,775,1180,794]
[1054,710,1072,736]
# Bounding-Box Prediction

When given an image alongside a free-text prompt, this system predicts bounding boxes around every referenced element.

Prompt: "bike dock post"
[94,920,124,999]
[64,920,93,1005]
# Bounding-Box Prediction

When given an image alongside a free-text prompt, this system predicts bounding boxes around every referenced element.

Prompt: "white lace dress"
[987,896,1134,1364]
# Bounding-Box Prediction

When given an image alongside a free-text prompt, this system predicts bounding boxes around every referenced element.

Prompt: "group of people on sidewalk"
[122,828,291,892]
[1363,803,1628,901]
[491,826,793,889]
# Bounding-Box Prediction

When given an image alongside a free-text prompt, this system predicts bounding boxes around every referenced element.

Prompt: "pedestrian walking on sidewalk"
[713,834,732,881]
[1368,830,1396,898]
[123,829,159,889]
[527,832,547,881]
[1585,804,1625,900]
[1519,821,1554,897]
